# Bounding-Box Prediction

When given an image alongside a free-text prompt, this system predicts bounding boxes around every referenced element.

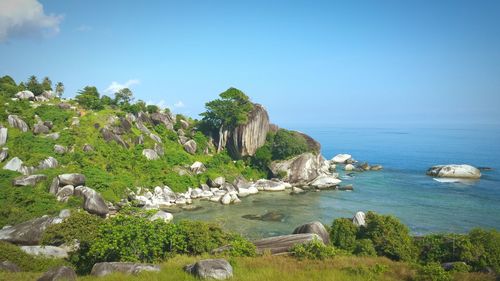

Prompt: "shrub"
[415,263,451,281]
[271,129,310,160]
[360,212,416,261]
[34,104,74,128]
[290,238,338,260]
[330,218,359,252]
[353,239,377,257]
[192,131,209,154]
[416,233,474,264]
[41,211,104,246]
[467,228,500,272]
[175,220,233,255]
[223,235,257,257]
[0,241,69,272]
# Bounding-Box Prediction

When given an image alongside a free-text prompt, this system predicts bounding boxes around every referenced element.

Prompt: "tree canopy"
[75,86,103,110]
[200,87,254,130]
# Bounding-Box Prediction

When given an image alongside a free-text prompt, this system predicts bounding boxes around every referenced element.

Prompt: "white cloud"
[174,101,185,108]
[105,79,140,94]
[75,25,91,32]
[0,0,63,42]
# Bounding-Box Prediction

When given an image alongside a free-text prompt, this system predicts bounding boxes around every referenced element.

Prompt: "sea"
[175,125,500,239]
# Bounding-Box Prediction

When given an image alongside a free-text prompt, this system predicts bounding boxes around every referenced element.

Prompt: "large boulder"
[353,211,366,227]
[15,90,35,100]
[253,233,322,254]
[426,164,481,179]
[56,185,74,202]
[226,104,270,158]
[12,174,47,186]
[8,115,29,132]
[100,128,129,148]
[37,266,77,281]
[251,179,288,191]
[150,112,174,130]
[0,127,7,146]
[270,153,329,185]
[309,174,341,189]
[292,222,330,244]
[331,154,352,164]
[38,157,58,169]
[185,259,233,280]
[0,216,60,245]
[58,174,85,186]
[90,262,160,277]
[20,246,68,258]
[142,149,159,160]
[183,139,197,154]
[75,186,109,217]
[208,176,225,188]
[0,261,20,272]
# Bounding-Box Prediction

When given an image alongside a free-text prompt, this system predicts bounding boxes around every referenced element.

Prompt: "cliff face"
[218,104,270,159]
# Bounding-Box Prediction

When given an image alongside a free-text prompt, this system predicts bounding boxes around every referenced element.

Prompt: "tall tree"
[75,86,103,110]
[42,77,52,91]
[114,88,134,105]
[26,75,43,95]
[55,82,64,97]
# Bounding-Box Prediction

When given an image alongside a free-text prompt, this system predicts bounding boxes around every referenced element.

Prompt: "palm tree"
[42,77,52,91]
[55,82,64,97]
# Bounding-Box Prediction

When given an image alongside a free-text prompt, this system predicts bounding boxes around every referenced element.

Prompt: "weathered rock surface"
[142,149,159,160]
[208,176,225,188]
[37,266,77,281]
[150,112,174,130]
[38,157,58,169]
[190,161,206,174]
[185,259,233,280]
[12,174,47,186]
[15,90,35,100]
[54,145,67,154]
[0,260,20,272]
[183,139,197,154]
[0,127,7,146]
[0,148,8,162]
[58,174,85,186]
[45,132,60,140]
[20,245,68,258]
[0,216,60,245]
[226,104,270,158]
[91,262,160,277]
[345,164,355,171]
[292,222,330,244]
[253,233,322,254]
[309,174,341,189]
[270,153,329,185]
[75,186,109,217]
[33,123,50,134]
[427,164,481,179]
[56,185,74,202]
[101,128,128,148]
[3,156,23,172]
[251,179,288,191]
[149,210,173,223]
[332,154,352,164]
[353,211,366,227]
[8,115,29,132]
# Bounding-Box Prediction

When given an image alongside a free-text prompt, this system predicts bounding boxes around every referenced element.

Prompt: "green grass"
[0,255,495,281]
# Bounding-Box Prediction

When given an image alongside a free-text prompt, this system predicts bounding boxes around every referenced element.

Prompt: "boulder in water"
[331,154,352,164]
[270,153,330,185]
[309,175,341,189]
[427,164,481,179]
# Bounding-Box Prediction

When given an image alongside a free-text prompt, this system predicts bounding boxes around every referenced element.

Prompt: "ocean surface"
[175,125,500,239]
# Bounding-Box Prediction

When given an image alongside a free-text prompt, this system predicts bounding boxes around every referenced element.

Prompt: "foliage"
[415,263,452,281]
[75,86,103,110]
[114,88,133,105]
[271,129,310,160]
[330,218,359,252]
[290,238,339,260]
[41,211,104,246]
[0,241,69,272]
[415,233,474,264]
[467,228,500,272]
[192,131,209,154]
[34,104,74,129]
[200,87,254,131]
[353,239,377,257]
[26,75,44,96]
[146,104,160,114]
[225,235,257,257]
[359,212,416,261]
[251,144,273,171]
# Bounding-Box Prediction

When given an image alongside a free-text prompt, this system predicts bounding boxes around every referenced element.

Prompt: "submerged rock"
[242,211,285,222]
[91,262,160,277]
[185,259,233,280]
[427,164,481,179]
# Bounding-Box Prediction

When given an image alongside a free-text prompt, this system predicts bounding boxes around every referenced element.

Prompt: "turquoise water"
[175,126,500,239]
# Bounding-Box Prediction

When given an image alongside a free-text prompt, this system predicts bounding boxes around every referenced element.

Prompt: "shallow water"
[175,126,500,239]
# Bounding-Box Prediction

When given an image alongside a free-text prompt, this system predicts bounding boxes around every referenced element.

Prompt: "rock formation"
[270,153,330,185]
[427,164,481,179]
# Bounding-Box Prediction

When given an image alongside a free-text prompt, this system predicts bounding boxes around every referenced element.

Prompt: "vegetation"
[290,238,339,260]
[330,218,358,252]
[0,241,69,272]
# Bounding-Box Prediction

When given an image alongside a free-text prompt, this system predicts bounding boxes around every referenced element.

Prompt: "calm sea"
[175,125,500,239]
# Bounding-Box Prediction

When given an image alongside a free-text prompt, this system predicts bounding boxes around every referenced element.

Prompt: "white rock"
[426,164,481,179]
[309,175,342,189]
[190,161,206,174]
[353,211,366,227]
[344,164,355,171]
[20,246,68,258]
[220,193,232,205]
[149,211,173,223]
[0,127,7,146]
[3,157,23,172]
[332,154,352,164]
[142,149,159,160]
[15,90,35,100]
[251,179,287,192]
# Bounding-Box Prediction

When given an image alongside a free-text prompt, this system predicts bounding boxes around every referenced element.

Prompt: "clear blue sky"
[1,0,499,127]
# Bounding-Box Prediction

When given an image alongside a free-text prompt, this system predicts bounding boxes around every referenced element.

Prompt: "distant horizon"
[1,0,499,127]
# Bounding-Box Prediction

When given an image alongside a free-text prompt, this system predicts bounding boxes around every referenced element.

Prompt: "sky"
[1,0,499,128]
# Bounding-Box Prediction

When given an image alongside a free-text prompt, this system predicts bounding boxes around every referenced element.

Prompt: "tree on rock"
[201,88,254,131]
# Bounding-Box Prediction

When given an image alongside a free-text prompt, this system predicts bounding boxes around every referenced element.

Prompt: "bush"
[0,241,69,272]
[290,238,338,260]
[416,233,474,264]
[467,228,500,272]
[223,235,257,257]
[353,239,377,257]
[415,263,451,281]
[175,220,233,255]
[271,129,310,160]
[360,212,416,261]
[41,211,104,246]
[330,218,359,252]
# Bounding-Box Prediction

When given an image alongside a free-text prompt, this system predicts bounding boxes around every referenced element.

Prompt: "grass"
[0,255,495,281]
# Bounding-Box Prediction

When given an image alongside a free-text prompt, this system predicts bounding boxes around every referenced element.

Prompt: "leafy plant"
[415,263,451,281]
[290,238,338,260]
[330,218,359,252]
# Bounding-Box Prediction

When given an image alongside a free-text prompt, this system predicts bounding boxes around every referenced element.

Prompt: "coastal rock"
[58,174,85,186]
[183,139,197,154]
[149,210,173,223]
[91,262,161,277]
[75,186,109,217]
[309,175,341,189]
[0,216,60,245]
[12,174,47,186]
[345,164,355,171]
[332,154,352,164]
[142,149,159,160]
[8,115,29,132]
[371,165,383,171]
[233,176,251,190]
[291,186,305,194]
[54,145,67,154]
[37,266,77,281]
[3,157,23,172]
[253,233,322,254]
[251,179,288,191]
[208,176,225,188]
[20,245,68,259]
[426,164,481,179]
[353,211,366,227]
[15,90,35,100]
[190,161,206,174]
[358,162,371,171]
[0,261,20,272]
[0,148,8,162]
[292,221,330,244]
[185,259,233,280]
[270,153,329,185]
[220,193,232,205]
[38,157,58,169]
[0,127,7,146]
[226,104,270,158]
